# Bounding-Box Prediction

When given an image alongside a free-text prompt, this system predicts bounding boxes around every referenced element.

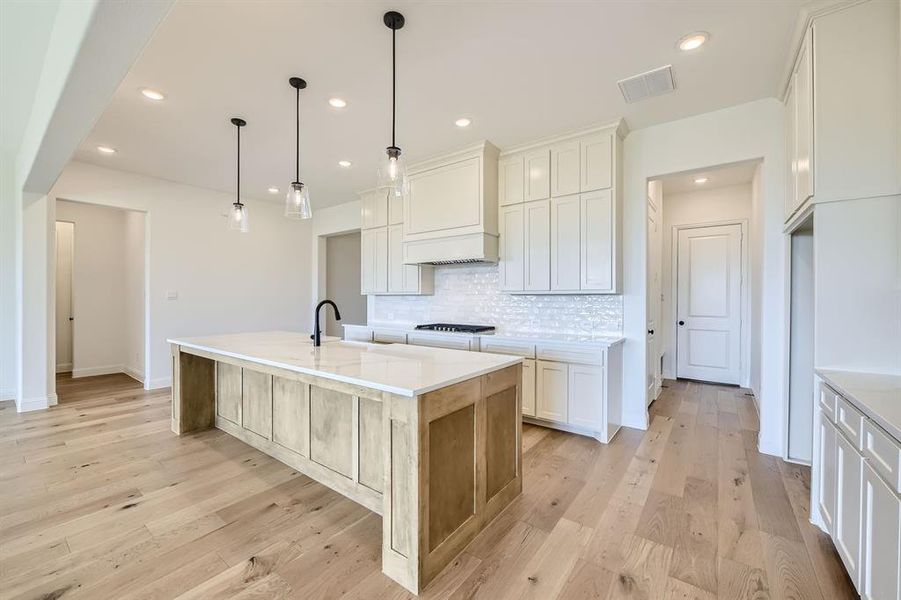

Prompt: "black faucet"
[312,300,341,347]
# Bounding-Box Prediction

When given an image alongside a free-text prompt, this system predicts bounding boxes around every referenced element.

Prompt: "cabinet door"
[361,190,389,229]
[819,414,838,533]
[499,204,524,291]
[580,189,614,291]
[388,224,407,293]
[361,227,388,294]
[499,155,525,206]
[581,132,612,192]
[550,140,580,197]
[525,149,550,201]
[521,359,536,417]
[835,431,863,585]
[784,78,798,222]
[217,362,242,425]
[794,28,813,212]
[536,360,567,422]
[242,369,272,439]
[568,364,604,431]
[860,460,901,600]
[550,195,581,291]
[524,200,550,291]
[388,192,403,225]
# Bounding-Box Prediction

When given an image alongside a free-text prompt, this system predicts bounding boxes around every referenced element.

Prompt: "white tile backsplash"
[370,263,622,336]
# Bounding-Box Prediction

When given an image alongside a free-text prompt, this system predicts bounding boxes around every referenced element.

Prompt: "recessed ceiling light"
[328,98,347,108]
[678,32,709,51]
[140,88,165,101]
[455,117,472,128]
[338,160,352,168]
[96,145,117,154]
[694,177,709,184]
[268,187,280,194]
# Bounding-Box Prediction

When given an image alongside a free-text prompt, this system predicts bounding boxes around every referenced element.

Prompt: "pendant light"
[228,117,249,233]
[377,11,407,198]
[285,77,312,219]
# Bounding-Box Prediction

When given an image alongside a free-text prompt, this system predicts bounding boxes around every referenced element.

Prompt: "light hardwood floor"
[0,375,855,599]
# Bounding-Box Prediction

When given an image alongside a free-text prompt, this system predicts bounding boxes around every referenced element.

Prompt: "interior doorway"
[55,221,75,373]
[787,217,814,462]
[325,231,366,337]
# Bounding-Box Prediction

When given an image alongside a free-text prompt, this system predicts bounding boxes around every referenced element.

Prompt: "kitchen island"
[168,331,522,594]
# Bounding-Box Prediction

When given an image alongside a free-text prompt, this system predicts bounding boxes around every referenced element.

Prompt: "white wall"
[325,232,365,336]
[660,182,752,384]
[55,199,144,379]
[749,164,763,401]
[51,161,313,388]
[623,98,786,455]
[0,153,16,400]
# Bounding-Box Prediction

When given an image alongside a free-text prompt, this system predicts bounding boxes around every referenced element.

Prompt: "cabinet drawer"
[863,419,901,494]
[344,327,372,342]
[836,394,865,450]
[819,384,838,423]
[372,330,407,344]
[407,333,474,351]
[480,338,536,358]
[536,343,603,365]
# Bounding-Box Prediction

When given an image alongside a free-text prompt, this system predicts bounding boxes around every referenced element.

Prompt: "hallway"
[0,376,854,598]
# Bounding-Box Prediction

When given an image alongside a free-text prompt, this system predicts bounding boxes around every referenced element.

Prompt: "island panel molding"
[170,332,522,593]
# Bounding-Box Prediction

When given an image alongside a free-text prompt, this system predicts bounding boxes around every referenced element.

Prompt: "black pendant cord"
[236,123,241,206]
[295,84,300,183]
[391,26,396,149]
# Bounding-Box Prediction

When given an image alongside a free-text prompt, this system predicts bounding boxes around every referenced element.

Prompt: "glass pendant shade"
[285,182,312,219]
[377,150,408,197]
[228,202,249,233]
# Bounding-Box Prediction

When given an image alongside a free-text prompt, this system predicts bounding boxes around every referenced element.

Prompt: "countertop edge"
[168,338,523,398]
[816,368,901,442]
[344,324,626,347]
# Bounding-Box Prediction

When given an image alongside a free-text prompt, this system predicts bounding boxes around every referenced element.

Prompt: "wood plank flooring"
[0,375,855,599]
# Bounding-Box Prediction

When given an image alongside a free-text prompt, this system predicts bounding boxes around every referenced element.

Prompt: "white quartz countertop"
[168,331,522,397]
[344,323,625,347]
[817,369,901,441]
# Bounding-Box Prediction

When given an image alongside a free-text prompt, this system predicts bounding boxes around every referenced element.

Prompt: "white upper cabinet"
[498,155,525,206]
[550,140,580,197]
[550,195,581,291]
[581,189,614,292]
[793,29,813,212]
[525,149,550,202]
[524,200,550,291]
[581,132,612,192]
[499,204,524,291]
[388,192,404,225]
[497,121,624,294]
[360,227,388,294]
[361,189,389,229]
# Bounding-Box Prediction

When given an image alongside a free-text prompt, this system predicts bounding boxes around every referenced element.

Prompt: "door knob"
[678,320,685,326]
[647,329,654,335]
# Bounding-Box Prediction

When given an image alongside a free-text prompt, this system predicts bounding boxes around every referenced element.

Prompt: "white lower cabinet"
[818,412,838,534]
[567,364,604,430]
[861,460,901,600]
[835,431,863,584]
[536,360,567,422]
[521,359,536,417]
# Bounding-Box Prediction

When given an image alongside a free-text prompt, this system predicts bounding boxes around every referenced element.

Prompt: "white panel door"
[524,200,550,291]
[536,360,567,422]
[581,132,612,192]
[550,140,580,197]
[499,204,524,291]
[860,460,901,600]
[676,224,742,384]
[525,149,550,202]
[835,431,863,586]
[581,189,613,292]
[498,155,524,206]
[521,359,536,417]
[819,414,838,534]
[568,364,604,431]
[550,195,580,291]
[55,221,74,372]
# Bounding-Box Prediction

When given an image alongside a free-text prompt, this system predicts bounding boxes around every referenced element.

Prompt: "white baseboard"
[72,365,125,378]
[146,376,171,390]
[0,387,14,402]
[56,363,72,373]
[123,366,145,384]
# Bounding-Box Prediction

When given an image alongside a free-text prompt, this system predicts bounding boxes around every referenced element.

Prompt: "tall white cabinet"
[497,121,625,294]
[359,189,433,296]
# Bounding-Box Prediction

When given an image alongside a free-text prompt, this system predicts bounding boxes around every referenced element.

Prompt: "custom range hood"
[402,141,500,265]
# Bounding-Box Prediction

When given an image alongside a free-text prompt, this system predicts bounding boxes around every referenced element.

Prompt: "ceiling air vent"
[617,65,676,103]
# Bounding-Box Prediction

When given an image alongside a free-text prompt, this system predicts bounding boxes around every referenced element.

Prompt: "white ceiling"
[658,160,760,195]
[74,0,807,209]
